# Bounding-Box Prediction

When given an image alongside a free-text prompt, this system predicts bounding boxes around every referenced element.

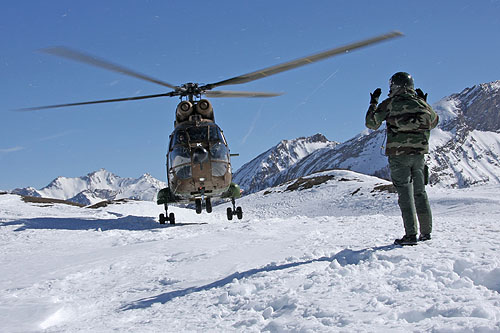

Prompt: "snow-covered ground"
[1,170,499,332]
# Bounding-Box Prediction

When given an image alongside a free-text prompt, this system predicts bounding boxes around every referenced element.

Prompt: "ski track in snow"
[1,172,500,332]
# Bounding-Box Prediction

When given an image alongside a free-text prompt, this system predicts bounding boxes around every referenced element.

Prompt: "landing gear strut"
[226,197,243,220]
[159,203,175,225]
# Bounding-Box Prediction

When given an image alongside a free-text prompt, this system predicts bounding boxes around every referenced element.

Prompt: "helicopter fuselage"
[167,119,232,202]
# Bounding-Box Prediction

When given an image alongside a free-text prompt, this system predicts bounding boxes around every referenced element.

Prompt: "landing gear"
[159,204,175,225]
[226,197,243,220]
[157,188,176,225]
[195,197,212,214]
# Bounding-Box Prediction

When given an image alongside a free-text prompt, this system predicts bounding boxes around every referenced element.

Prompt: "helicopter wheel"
[236,207,243,220]
[160,212,176,224]
[226,207,233,221]
[195,199,202,214]
[206,197,212,213]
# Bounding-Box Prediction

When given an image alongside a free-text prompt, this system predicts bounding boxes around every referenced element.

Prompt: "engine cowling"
[176,101,193,123]
[195,99,214,120]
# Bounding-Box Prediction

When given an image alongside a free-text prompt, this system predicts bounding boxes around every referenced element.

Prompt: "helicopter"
[18,31,403,225]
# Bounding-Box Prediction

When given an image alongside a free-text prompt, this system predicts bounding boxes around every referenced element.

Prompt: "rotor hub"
[177,83,204,101]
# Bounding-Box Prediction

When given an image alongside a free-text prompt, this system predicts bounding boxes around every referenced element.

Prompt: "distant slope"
[11,169,166,205]
[232,134,338,193]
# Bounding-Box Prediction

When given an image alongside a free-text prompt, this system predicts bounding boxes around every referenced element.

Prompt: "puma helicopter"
[18,31,402,224]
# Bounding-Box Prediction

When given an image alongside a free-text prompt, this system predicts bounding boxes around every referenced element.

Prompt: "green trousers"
[388,155,432,236]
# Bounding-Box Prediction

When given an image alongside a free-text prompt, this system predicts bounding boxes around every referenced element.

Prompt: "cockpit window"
[170,130,187,150]
[186,127,208,142]
[174,131,188,145]
[169,146,191,167]
[169,146,192,180]
[172,125,225,145]
[209,126,223,142]
[210,142,229,161]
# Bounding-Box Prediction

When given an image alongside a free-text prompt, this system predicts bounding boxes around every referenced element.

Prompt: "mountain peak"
[443,80,500,132]
[87,168,112,176]
[233,134,338,193]
[12,170,166,205]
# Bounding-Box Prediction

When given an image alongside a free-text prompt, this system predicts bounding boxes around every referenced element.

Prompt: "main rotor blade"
[41,47,179,90]
[204,90,283,98]
[16,93,174,111]
[204,31,403,89]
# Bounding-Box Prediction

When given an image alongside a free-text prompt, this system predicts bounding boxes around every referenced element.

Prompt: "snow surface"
[1,170,500,332]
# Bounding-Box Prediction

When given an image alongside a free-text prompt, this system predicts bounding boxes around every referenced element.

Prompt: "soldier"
[365,72,439,246]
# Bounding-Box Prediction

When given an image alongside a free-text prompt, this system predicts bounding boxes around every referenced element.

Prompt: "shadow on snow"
[0,216,206,231]
[122,244,396,311]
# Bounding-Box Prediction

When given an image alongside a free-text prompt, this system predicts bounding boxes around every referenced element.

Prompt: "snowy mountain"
[11,169,166,205]
[232,133,338,193]
[1,171,500,331]
[235,80,500,191]
[427,81,500,187]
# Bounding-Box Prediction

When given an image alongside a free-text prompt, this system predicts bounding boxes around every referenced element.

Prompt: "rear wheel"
[236,207,243,220]
[159,213,166,224]
[206,198,212,213]
[195,199,202,214]
[169,212,176,225]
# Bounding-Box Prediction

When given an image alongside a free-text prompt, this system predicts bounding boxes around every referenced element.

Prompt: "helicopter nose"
[192,146,209,164]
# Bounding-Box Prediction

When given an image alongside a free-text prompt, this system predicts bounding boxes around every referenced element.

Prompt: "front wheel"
[169,212,176,225]
[195,199,202,214]
[226,207,233,221]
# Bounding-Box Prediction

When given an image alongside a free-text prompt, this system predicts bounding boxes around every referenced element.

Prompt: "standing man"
[365,72,439,246]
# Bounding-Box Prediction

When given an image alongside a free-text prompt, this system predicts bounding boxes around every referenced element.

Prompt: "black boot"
[418,234,431,241]
[394,234,417,246]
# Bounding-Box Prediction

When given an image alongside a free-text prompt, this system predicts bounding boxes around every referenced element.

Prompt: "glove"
[416,88,428,102]
[370,88,382,104]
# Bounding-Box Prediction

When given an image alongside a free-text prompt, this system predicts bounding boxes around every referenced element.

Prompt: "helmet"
[389,72,414,90]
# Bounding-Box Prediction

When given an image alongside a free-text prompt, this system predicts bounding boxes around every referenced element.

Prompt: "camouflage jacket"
[365,87,439,155]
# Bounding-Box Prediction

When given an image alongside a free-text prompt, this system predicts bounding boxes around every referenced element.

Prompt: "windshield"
[172,125,224,144]
[186,127,208,142]
[168,146,192,179]
[169,124,229,179]
[169,146,190,166]
[210,142,229,161]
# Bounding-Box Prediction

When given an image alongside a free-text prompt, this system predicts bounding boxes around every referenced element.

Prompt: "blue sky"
[1,0,500,190]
